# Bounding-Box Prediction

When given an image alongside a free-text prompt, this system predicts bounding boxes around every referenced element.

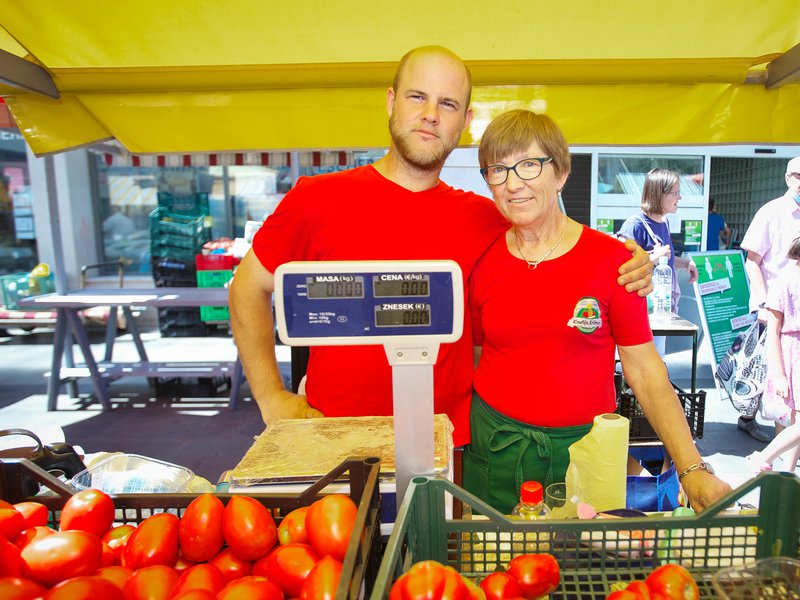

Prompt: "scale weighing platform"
[271,259,463,505]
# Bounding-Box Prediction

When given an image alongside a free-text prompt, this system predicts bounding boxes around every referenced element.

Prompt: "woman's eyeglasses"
[480,157,552,186]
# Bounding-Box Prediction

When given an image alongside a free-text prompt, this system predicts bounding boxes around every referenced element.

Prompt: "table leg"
[65,309,112,410]
[691,330,698,393]
[229,356,244,410]
[103,307,118,362]
[47,308,68,411]
[123,306,149,362]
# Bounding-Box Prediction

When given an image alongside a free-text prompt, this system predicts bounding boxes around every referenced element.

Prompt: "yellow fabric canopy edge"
[6,83,800,157]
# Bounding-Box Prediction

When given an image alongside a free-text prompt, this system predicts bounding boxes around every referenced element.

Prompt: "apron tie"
[488,425,554,494]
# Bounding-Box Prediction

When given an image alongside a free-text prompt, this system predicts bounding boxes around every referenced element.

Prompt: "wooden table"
[18,288,243,411]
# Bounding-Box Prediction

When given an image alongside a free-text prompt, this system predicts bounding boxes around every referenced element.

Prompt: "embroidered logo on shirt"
[567,297,602,334]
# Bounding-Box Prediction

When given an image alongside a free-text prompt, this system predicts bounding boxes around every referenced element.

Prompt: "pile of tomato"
[0,488,358,600]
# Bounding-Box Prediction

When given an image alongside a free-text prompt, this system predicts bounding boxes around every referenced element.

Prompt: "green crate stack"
[372,472,800,600]
[157,191,210,217]
[0,272,55,310]
[197,269,232,321]
[149,207,211,260]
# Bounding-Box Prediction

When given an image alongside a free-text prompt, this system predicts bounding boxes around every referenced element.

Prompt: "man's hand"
[257,389,325,427]
[680,470,733,512]
[618,239,654,296]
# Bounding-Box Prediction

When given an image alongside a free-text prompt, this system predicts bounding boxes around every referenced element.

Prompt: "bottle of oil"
[510,481,551,520]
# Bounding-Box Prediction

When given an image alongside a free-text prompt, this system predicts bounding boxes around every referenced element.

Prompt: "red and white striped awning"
[92,144,355,169]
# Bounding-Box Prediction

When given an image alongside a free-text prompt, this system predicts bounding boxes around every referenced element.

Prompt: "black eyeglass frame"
[480,156,553,186]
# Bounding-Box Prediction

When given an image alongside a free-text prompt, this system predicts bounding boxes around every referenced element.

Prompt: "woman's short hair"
[641,168,680,216]
[478,110,571,179]
[788,236,800,261]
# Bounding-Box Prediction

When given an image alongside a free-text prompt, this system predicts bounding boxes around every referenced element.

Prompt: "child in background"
[746,236,800,473]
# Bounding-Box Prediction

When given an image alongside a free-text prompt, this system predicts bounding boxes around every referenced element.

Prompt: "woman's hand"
[687,260,698,284]
[651,243,671,263]
[618,239,654,295]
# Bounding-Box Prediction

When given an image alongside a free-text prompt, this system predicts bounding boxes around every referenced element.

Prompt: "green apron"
[463,392,592,514]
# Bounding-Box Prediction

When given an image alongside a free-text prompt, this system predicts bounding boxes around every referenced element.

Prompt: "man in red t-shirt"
[228,46,653,446]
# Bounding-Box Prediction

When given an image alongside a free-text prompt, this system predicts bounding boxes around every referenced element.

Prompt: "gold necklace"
[515,216,569,270]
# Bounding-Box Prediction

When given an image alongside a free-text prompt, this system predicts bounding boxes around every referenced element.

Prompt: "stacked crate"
[195,254,237,322]
[150,193,211,337]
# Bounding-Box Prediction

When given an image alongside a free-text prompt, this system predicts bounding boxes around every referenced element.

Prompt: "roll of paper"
[565,413,629,512]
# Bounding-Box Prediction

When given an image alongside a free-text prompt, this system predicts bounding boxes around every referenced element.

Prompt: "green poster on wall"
[690,250,754,367]
[684,220,702,245]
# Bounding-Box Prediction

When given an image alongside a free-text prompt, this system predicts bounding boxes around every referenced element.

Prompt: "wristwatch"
[678,461,714,481]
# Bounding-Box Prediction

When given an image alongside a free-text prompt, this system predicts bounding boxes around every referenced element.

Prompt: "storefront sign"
[690,250,753,367]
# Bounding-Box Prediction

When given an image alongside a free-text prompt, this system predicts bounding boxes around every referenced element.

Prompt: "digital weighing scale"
[274,260,463,504]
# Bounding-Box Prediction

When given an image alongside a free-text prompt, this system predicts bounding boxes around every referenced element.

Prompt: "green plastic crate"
[0,272,55,309]
[157,191,210,217]
[196,269,233,288]
[372,473,800,599]
[200,305,230,322]
[149,207,209,239]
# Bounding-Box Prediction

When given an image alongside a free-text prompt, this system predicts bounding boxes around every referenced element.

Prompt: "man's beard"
[388,116,460,172]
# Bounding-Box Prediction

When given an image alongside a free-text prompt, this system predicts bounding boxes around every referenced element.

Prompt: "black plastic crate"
[155,375,230,397]
[0,457,382,600]
[158,307,202,327]
[152,257,198,287]
[159,322,211,337]
[617,387,706,441]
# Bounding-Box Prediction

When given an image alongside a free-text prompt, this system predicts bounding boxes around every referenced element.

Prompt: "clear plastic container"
[712,557,800,599]
[511,480,551,520]
[71,454,194,494]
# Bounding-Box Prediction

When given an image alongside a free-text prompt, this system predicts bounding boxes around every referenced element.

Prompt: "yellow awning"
[1,0,798,155]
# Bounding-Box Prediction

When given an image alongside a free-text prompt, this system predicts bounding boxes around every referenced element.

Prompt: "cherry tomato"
[0,504,24,540]
[44,575,124,599]
[506,554,560,599]
[222,496,278,561]
[0,576,47,600]
[278,506,310,545]
[480,572,523,600]
[300,555,342,600]
[101,524,135,565]
[121,512,180,570]
[179,493,225,562]
[94,565,133,591]
[13,525,55,550]
[0,537,23,577]
[12,502,49,529]
[20,530,102,587]
[170,563,227,597]
[255,542,319,597]
[305,494,357,562]
[645,564,698,600]
[59,489,115,537]
[209,547,252,582]
[122,564,178,600]
[217,575,285,600]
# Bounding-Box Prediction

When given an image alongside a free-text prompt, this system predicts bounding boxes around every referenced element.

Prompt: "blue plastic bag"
[626,446,682,512]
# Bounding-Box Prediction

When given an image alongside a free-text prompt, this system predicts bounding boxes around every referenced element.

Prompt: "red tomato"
[13,525,56,550]
[12,502,49,529]
[174,554,199,572]
[397,560,447,600]
[179,493,225,562]
[464,577,487,600]
[122,564,178,600]
[121,512,180,570]
[222,496,278,561]
[217,576,285,600]
[255,543,319,597]
[102,524,135,565]
[209,547,252,582]
[300,555,342,600]
[20,530,102,587]
[480,572,523,600]
[59,489,115,537]
[645,564,698,600]
[441,566,471,600]
[172,590,218,600]
[95,565,133,591]
[0,537,23,577]
[304,494,357,562]
[606,592,643,600]
[0,505,24,540]
[101,541,117,566]
[44,575,124,599]
[625,581,651,599]
[170,563,227,597]
[278,506,310,545]
[506,554,560,599]
[0,576,47,600]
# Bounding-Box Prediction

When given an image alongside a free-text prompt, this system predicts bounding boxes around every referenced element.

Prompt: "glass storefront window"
[0,128,36,275]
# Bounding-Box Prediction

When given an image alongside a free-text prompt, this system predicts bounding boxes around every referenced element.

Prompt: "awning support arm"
[766,43,800,89]
[0,48,60,99]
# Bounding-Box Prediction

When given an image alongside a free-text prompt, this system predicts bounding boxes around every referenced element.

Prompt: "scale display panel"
[274,260,463,346]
